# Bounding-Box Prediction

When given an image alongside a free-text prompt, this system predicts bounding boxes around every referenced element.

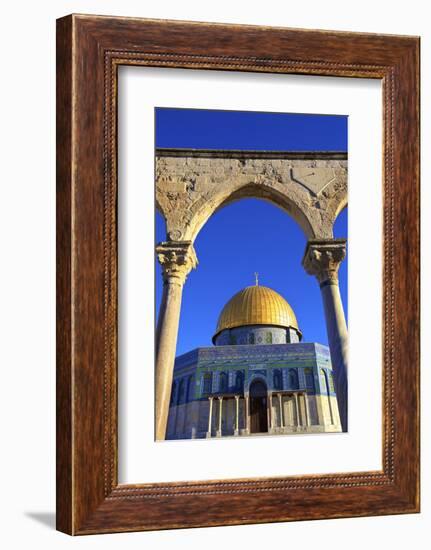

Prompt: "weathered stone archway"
[155,148,348,439]
[156,148,348,242]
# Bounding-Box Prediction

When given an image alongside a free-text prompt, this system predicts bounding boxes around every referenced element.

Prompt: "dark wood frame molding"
[56,14,420,534]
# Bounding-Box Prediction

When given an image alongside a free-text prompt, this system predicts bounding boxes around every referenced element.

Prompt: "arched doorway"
[249,380,268,434]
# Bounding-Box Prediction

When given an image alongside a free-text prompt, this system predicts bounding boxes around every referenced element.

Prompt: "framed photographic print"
[56,14,420,534]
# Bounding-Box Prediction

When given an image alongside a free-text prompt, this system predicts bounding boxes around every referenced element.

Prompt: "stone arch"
[319,368,329,394]
[156,149,348,244]
[328,187,348,228]
[187,181,317,242]
[249,379,269,433]
[246,374,267,394]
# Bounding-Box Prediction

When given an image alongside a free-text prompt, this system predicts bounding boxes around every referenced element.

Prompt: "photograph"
[154,107,348,441]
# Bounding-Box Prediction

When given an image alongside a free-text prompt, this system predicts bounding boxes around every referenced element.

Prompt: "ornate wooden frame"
[56,14,420,535]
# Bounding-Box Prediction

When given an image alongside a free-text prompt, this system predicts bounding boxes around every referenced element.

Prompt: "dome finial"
[254,272,259,286]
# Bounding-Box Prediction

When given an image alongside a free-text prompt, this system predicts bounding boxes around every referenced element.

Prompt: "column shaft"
[235,395,240,435]
[267,393,272,431]
[302,239,348,431]
[245,394,250,433]
[155,241,197,440]
[304,393,311,427]
[155,280,184,440]
[218,397,223,436]
[207,397,213,437]
[320,281,348,428]
[278,393,284,428]
[294,393,301,427]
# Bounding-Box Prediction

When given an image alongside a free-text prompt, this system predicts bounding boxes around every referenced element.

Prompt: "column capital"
[156,241,198,285]
[302,239,346,286]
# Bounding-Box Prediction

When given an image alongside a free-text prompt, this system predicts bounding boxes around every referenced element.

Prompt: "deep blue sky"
[156,108,348,151]
[155,108,348,356]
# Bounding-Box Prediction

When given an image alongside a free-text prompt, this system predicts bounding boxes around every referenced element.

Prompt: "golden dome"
[214,285,299,337]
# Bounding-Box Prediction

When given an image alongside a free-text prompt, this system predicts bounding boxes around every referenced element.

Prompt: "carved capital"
[156,241,198,285]
[302,239,346,285]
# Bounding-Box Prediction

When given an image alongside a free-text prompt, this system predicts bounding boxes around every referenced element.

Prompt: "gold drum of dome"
[214,285,300,338]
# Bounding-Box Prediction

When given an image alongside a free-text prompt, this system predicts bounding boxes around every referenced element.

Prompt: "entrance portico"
[204,386,335,439]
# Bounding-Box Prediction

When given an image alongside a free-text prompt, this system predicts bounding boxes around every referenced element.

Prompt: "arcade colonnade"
[155,149,348,439]
[206,391,314,438]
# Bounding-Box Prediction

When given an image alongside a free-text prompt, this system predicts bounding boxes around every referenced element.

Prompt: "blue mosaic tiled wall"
[170,342,337,406]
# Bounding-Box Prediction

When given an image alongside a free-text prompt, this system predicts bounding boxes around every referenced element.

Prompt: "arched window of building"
[229,333,237,345]
[170,381,177,406]
[265,332,273,344]
[235,371,244,391]
[202,373,212,395]
[177,378,185,405]
[273,369,282,390]
[304,368,315,391]
[187,375,195,401]
[319,368,328,393]
[288,369,299,389]
[249,333,255,344]
[320,368,334,424]
[219,372,228,393]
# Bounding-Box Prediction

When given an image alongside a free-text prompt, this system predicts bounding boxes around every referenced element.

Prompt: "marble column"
[278,393,284,429]
[245,394,250,434]
[155,241,198,441]
[294,393,301,428]
[303,393,311,427]
[234,395,240,435]
[207,397,214,438]
[217,397,223,437]
[267,393,272,432]
[302,239,348,432]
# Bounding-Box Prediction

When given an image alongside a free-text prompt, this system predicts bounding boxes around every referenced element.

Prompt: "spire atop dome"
[254,272,259,286]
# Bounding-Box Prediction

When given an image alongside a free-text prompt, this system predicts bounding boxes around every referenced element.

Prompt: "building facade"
[167,284,342,439]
